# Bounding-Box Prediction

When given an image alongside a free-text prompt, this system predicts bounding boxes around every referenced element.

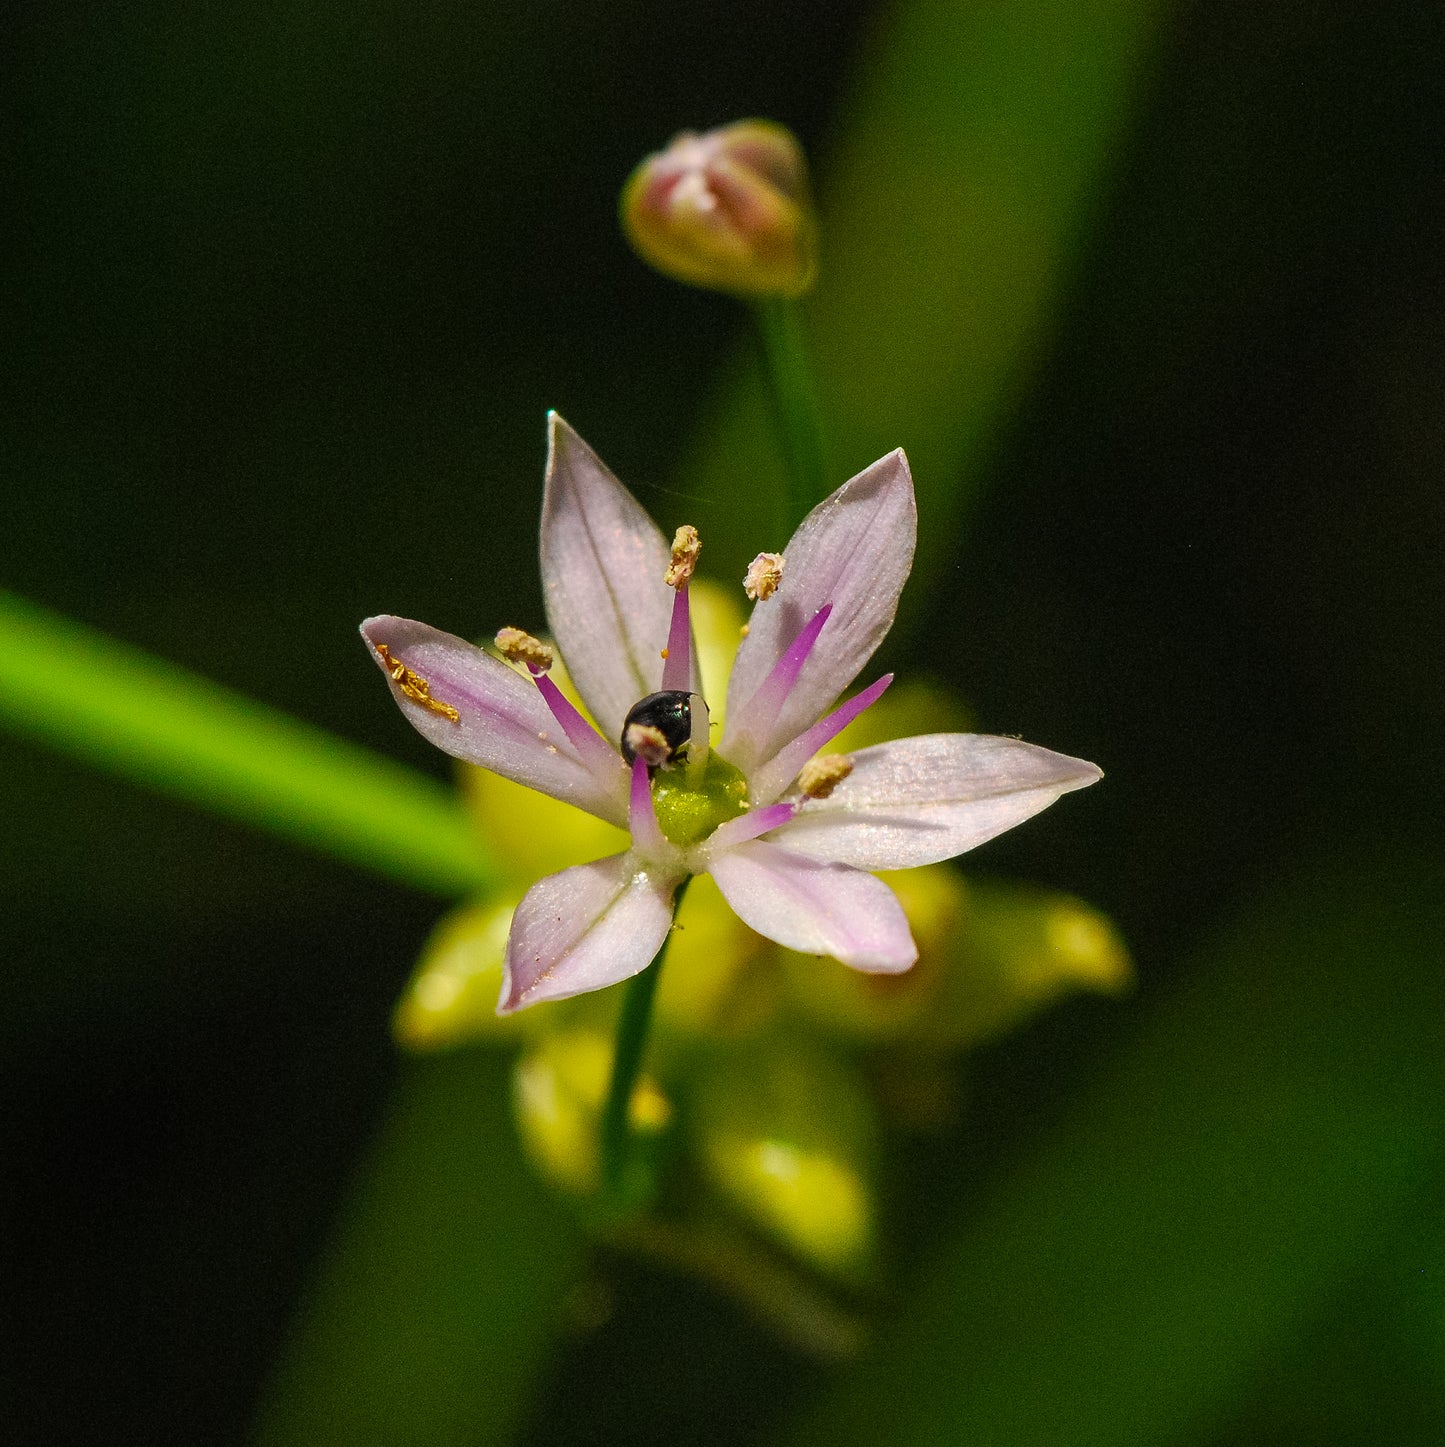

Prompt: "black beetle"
[620,690,693,765]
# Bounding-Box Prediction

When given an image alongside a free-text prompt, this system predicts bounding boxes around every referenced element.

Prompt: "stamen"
[659,582,694,693]
[733,604,831,754]
[798,754,853,799]
[664,524,702,588]
[374,643,460,723]
[702,801,796,853]
[494,627,554,674]
[531,672,626,778]
[629,756,668,856]
[752,674,893,803]
[624,722,672,769]
[743,551,785,601]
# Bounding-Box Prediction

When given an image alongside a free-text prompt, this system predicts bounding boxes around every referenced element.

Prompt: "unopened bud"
[392,898,523,1051]
[919,882,1133,1051]
[665,524,702,588]
[621,120,817,298]
[743,551,786,601]
[691,1038,875,1279]
[514,1030,671,1196]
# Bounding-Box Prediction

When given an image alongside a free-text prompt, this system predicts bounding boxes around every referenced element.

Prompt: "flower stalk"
[753,296,828,530]
[600,877,691,1204]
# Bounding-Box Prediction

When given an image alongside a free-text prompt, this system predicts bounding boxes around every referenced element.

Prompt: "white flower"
[363,415,1100,1013]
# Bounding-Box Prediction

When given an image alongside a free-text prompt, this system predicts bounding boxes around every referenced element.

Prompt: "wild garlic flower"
[363,414,1099,1014]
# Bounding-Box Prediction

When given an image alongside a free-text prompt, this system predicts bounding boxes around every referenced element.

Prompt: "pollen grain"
[374,643,461,722]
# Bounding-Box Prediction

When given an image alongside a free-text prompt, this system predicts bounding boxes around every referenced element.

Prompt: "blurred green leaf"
[685,0,1174,593]
[254,1051,581,1447]
[0,589,490,896]
[781,850,1445,1447]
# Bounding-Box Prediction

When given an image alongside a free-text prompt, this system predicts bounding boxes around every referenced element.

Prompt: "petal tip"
[360,614,402,652]
[495,974,523,1016]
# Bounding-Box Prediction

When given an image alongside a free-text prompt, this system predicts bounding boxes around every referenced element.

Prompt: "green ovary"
[652,753,750,847]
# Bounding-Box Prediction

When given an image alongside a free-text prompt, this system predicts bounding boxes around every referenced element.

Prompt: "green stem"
[753,296,828,532]
[0,589,492,896]
[600,877,690,1202]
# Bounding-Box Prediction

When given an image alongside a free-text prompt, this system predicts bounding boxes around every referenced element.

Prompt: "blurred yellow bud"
[920,882,1134,1051]
[621,120,817,298]
[692,1038,876,1279]
[392,897,525,1050]
[513,1029,671,1197]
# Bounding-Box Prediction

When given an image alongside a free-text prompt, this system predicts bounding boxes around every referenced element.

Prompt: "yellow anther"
[743,551,785,601]
[625,722,672,768]
[665,524,702,588]
[798,754,853,799]
[494,626,555,673]
[374,643,460,722]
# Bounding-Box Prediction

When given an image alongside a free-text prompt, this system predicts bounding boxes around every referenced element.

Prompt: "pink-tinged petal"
[707,840,917,974]
[499,852,681,1013]
[772,734,1103,870]
[539,414,701,741]
[722,450,915,766]
[361,615,629,826]
[749,674,893,805]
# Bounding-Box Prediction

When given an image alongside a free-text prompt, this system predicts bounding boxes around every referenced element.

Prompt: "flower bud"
[691,1037,876,1279]
[621,120,817,298]
[917,881,1133,1051]
[512,1029,672,1197]
[392,897,526,1050]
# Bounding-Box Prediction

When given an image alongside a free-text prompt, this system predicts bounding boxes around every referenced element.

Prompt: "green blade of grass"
[0,589,490,896]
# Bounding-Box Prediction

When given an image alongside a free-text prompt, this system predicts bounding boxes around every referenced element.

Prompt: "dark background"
[4,1,1442,1444]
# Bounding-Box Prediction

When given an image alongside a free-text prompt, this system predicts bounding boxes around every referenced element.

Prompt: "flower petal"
[499,852,680,1013]
[361,615,629,827]
[707,839,916,974]
[770,733,1102,870]
[722,449,915,770]
[540,414,701,741]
